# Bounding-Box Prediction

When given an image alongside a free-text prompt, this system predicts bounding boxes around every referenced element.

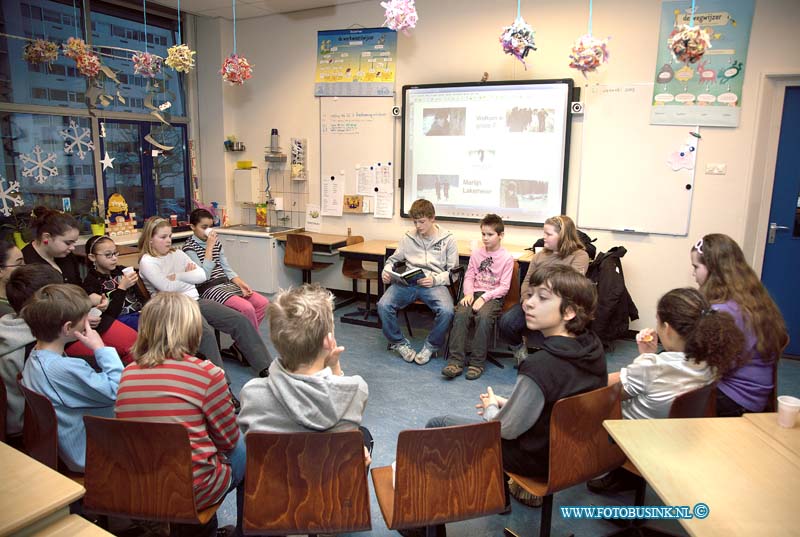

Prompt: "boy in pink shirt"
[442,214,514,380]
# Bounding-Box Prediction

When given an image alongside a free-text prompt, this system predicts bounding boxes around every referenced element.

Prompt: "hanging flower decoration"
[668,25,711,64]
[75,52,101,78]
[499,17,537,69]
[23,39,59,65]
[220,54,253,85]
[132,51,163,78]
[63,37,89,60]
[165,44,196,73]
[380,0,418,35]
[568,34,610,77]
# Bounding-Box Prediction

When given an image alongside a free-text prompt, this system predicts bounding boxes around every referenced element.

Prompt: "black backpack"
[532,230,597,260]
[586,246,639,347]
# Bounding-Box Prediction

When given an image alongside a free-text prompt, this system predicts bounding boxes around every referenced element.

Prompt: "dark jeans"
[448,298,502,367]
[498,303,527,347]
[198,299,273,376]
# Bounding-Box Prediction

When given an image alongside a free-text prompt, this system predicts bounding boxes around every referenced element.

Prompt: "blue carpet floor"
[215,299,800,536]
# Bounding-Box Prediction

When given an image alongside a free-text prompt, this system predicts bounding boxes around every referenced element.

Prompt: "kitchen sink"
[224,224,298,233]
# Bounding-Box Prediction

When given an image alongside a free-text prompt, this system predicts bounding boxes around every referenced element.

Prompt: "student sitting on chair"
[238,284,372,465]
[20,284,123,473]
[116,293,244,537]
[588,287,745,495]
[377,199,458,365]
[427,264,605,508]
[442,214,513,381]
[0,265,63,439]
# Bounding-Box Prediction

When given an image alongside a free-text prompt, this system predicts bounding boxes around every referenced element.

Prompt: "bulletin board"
[319,97,396,217]
[577,83,697,236]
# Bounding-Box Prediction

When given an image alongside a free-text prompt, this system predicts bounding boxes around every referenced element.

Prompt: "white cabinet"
[219,234,278,294]
[233,168,262,203]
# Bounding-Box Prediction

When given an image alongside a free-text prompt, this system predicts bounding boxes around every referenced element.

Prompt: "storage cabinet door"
[235,237,273,293]
[220,236,241,269]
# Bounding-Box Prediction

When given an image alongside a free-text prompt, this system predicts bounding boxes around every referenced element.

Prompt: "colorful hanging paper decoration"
[568,0,609,77]
[165,0,195,72]
[132,51,163,78]
[668,0,710,64]
[499,0,536,69]
[63,37,101,77]
[23,39,59,65]
[220,0,252,85]
[63,36,89,60]
[380,0,418,35]
[165,44,195,73]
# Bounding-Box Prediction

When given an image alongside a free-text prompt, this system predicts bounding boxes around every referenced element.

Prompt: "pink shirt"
[463,247,514,302]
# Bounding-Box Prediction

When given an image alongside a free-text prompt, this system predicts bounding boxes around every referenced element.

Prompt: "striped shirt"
[115,356,238,509]
[182,236,242,304]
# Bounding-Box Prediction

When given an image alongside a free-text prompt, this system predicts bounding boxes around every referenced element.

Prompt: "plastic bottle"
[270,129,279,152]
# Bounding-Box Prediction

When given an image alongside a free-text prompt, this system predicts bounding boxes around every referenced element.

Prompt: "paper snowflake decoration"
[165,44,196,73]
[0,176,24,217]
[59,120,95,160]
[381,0,418,35]
[500,17,537,69]
[220,54,253,85]
[19,145,59,184]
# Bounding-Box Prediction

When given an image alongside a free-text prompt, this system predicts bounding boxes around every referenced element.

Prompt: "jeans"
[198,299,273,376]
[498,303,527,347]
[377,284,454,350]
[448,298,502,367]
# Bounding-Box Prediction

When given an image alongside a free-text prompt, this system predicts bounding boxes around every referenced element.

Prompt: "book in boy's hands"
[386,262,426,284]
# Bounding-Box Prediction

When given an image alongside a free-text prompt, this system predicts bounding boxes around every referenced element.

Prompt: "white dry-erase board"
[319,96,395,214]
[577,83,697,236]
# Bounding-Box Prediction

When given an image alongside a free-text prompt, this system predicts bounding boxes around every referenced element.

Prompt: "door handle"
[768,222,790,244]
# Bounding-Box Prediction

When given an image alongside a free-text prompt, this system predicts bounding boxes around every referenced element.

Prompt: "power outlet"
[705,163,727,175]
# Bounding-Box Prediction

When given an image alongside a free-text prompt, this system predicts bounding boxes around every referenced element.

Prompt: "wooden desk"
[744,412,800,460]
[604,418,800,536]
[29,515,113,536]
[273,231,349,254]
[0,443,85,537]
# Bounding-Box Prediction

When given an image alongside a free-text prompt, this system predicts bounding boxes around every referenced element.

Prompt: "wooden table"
[744,412,800,460]
[0,443,85,537]
[273,231,349,253]
[337,239,394,328]
[29,515,113,536]
[604,418,800,536]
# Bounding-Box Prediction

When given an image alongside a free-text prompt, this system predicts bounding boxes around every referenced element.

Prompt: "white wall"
[195,0,800,328]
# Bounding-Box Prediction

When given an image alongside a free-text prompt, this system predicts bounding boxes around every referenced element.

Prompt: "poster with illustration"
[650,0,753,127]
[314,28,397,97]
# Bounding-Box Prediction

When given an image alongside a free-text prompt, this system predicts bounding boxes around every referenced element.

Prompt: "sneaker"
[414,345,434,365]
[390,342,417,363]
[512,342,528,368]
[508,478,543,507]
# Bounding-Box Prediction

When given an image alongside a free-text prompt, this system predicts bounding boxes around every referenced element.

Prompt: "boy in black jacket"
[427,264,605,504]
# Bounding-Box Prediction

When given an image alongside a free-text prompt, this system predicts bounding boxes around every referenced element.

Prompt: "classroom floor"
[214,297,800,537]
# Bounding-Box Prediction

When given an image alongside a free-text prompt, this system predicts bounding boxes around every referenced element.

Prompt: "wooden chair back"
[373,421,505,530]
[668,383,717,418]
[501,260,521,313]
[243,430,371,535]
[18,379,59,469]
[545,383,626,494]
[135,272,151,302]
[83,416,217,524]
[284,234,314,270]
[342,235,366,277]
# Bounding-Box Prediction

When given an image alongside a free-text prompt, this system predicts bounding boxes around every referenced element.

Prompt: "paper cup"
[204,227,214,237]
[89,307,102,318]
[777,395,800,428]
[122,267,135,276]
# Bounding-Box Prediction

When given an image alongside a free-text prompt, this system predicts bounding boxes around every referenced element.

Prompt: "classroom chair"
[397,265,465,358]
[371,421,506,536]
[17,378,84,483]
[82,416,223,529]
[503,383,626,537]
[242,430,371,536]
[284,233,333,284]
[341,235,380,322]
[485,259,521,369]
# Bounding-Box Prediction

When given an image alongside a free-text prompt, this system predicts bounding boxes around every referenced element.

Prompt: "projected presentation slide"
[401,80,572,226]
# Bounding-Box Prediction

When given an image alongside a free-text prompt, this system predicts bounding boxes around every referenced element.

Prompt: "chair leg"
[403,309,413,337]
[539,494,554,537]
[364,279,372,320]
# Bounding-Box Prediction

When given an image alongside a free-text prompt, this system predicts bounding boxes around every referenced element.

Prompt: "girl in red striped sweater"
[115,292,244,537]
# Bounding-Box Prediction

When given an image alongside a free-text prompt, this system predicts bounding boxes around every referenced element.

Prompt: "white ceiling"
[150,0,363,20]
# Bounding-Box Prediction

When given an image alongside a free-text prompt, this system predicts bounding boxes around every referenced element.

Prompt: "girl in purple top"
[691,234,788,416]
